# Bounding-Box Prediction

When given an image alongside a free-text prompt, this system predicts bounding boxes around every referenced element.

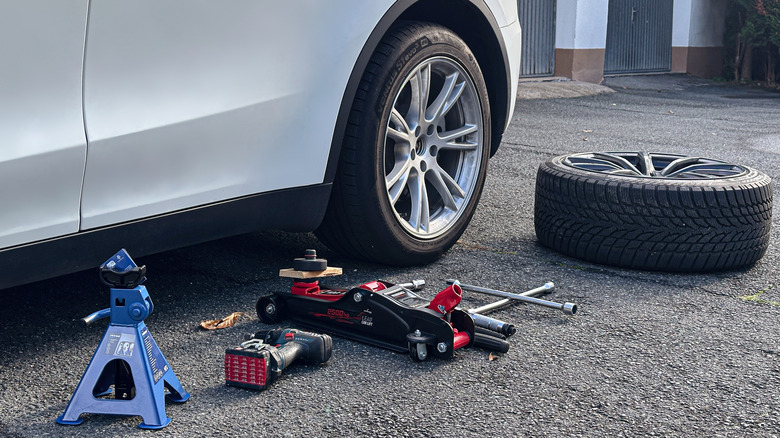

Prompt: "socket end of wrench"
[409,279,425,290]
[544,282,555,291]
[563,302,577,316]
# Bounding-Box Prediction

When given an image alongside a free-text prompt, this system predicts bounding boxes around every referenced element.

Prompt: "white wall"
[672,0,693,46]
[673,0,727,47]
[558,0,726,50]
[555,0,609,49]
[688,0,727,47]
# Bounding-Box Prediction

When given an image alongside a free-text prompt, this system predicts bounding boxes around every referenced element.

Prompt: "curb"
[517,77,615,100]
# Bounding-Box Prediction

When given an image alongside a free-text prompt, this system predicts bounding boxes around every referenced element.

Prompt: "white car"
[0,0,522,289]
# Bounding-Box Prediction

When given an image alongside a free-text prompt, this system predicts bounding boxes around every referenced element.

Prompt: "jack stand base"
[57,309,189,430]
[139,418,172,430]
[54,416,83,426]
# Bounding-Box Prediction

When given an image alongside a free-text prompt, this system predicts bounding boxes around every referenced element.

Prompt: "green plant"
[739,284,779,306]
[725,0,780,85]
[757,0,780,82]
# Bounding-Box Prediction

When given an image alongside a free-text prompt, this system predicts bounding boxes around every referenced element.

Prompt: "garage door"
[518,0,556,77]
[604,0,673,74]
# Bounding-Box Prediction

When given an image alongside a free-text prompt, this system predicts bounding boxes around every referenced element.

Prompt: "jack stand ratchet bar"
[447,280,577,316]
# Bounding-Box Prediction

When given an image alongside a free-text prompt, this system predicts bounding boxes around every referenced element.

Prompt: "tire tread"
[534,158,773,272]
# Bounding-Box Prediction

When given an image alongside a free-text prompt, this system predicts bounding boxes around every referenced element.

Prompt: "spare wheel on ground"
[534,152,773,272]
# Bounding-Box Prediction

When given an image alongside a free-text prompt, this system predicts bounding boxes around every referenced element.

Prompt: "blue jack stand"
[56,249,190,429]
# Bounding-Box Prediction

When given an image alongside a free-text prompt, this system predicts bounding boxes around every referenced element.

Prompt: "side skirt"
[0,183,331,290]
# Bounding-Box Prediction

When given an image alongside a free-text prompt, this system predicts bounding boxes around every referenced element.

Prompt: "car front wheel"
[316,22,492,265]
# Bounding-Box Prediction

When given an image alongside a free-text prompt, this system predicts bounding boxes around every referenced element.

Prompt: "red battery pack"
[224,347,272,390]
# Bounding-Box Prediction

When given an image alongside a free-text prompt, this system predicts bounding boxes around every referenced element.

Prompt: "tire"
[534,152,773,272]
[316,22,492,265]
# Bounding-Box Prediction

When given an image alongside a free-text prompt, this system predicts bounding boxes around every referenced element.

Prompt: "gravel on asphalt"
[1,74,778,437]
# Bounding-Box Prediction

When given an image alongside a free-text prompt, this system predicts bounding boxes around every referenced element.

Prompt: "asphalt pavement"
[1,74,779,437]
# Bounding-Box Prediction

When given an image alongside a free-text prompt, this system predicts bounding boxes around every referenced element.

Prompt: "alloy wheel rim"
[563,152,748,179]
[383,56,483,239]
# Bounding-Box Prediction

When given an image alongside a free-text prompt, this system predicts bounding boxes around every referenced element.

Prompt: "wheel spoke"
[440,82,465,120]
[428,165,464,211]
[388,108,413,144]
[660,156,701,176]
[440,140,478,152]
[589,153,643,176]
[439,124,478,143]
[638,151,656,176]
[408,65,431,128]
[408,172,430,232]
[386,159,412,205]
[665,163,741,178]
[426,72,459,122]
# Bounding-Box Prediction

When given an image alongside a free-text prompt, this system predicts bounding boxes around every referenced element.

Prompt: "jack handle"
[396,279,425,291]
[81,308,111,327]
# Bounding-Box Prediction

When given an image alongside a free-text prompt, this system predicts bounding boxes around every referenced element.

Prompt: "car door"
[80,1,392,230]
[0,1,89,249]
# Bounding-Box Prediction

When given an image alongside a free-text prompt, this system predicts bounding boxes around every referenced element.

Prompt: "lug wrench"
[462,282,554,336]
[468,282,555,314]
[446,280,577,316]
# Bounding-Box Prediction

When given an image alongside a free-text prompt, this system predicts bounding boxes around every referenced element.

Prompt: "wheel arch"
[323,0,512,185]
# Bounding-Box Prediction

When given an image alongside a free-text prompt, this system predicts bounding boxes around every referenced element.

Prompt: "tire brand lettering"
[378,37,431,116]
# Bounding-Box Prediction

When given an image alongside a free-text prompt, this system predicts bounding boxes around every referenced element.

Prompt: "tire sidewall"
[354,24,492,261]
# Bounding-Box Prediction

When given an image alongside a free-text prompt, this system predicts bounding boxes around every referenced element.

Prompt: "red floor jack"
[56,249,189,430]
[256,250,510,361]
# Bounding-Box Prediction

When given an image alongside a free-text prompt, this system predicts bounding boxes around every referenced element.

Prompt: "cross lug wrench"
[447,280,577,316]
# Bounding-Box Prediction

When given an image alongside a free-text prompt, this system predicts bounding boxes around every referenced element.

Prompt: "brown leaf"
[489,352,500,361]
[200,312,244,330]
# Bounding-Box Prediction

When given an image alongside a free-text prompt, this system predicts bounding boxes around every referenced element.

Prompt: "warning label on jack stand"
[104,333,135,358]
[141,328,168,383]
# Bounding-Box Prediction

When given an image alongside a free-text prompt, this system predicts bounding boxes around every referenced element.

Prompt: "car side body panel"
[0,0,521,290]
[0,1,88,249]
[499,12,523,129]
[80,0,394,229]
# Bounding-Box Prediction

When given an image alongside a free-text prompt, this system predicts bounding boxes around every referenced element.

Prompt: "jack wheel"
[408,342,429,362]
[256,295,286,324]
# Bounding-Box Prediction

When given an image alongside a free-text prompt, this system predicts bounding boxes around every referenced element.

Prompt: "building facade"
[519,0,728,83]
